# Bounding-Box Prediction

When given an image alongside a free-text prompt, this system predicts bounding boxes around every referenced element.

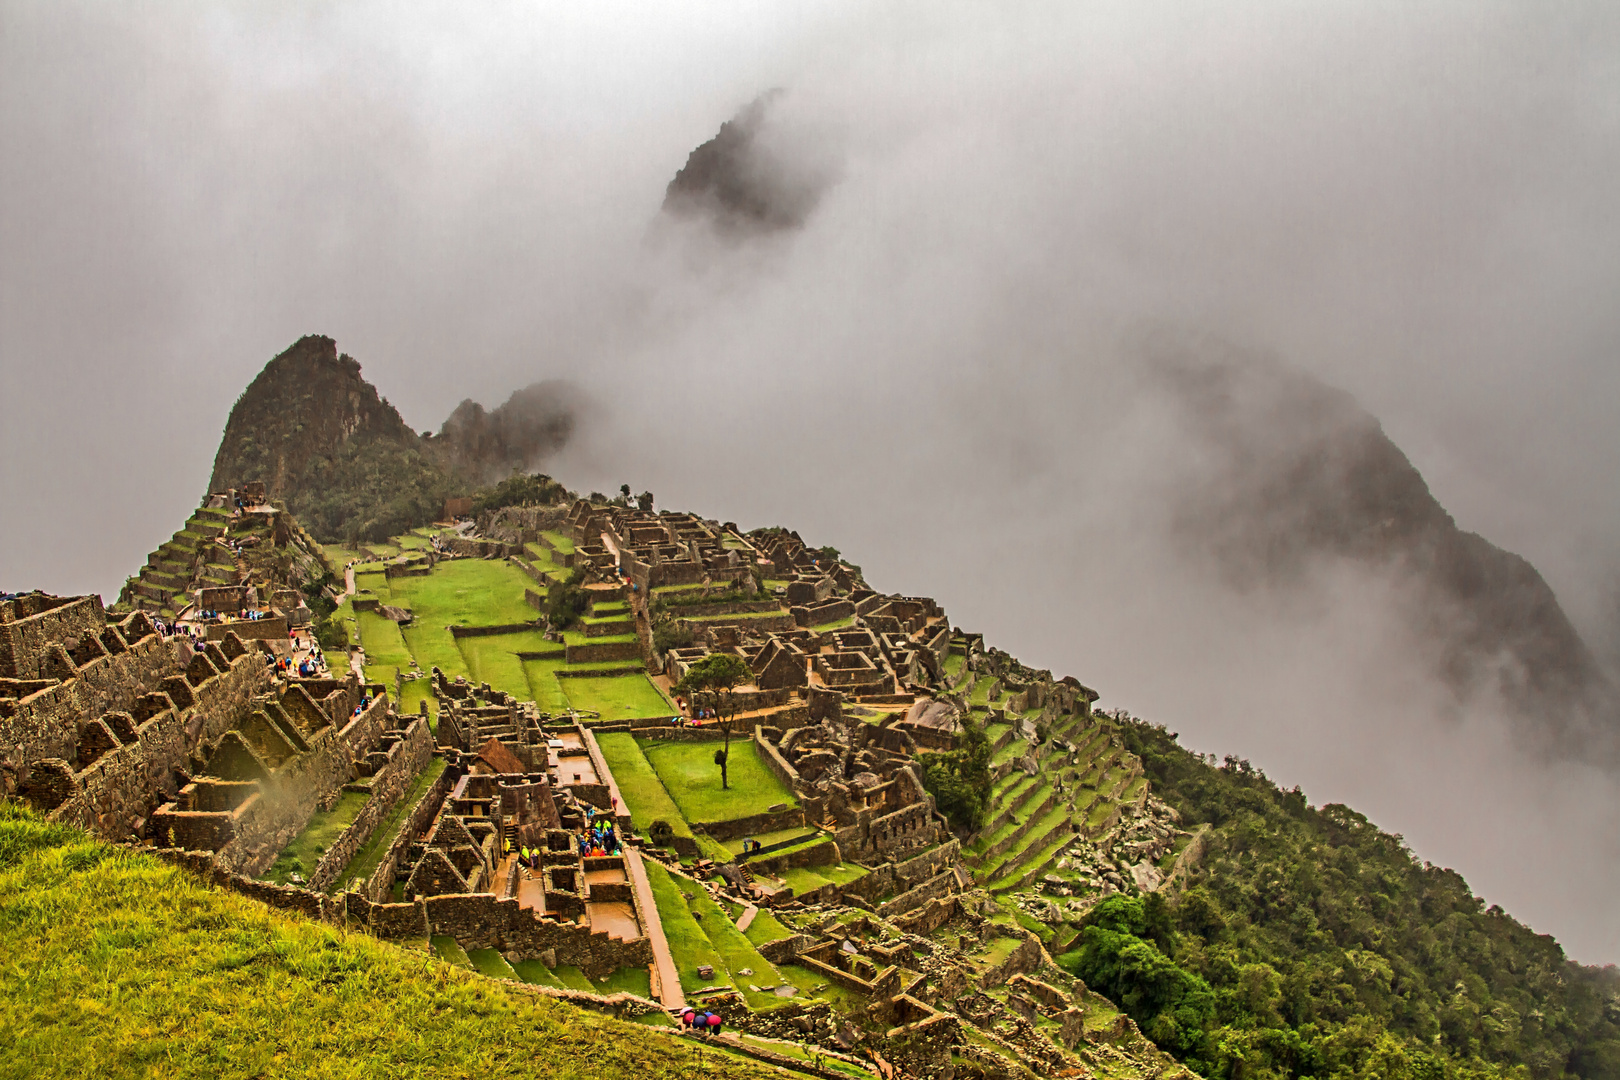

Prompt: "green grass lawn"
[640,860,787,1011]
[776,863,867,896]
[808,616,855,632]
[741,908,794,947]
[402,624,467,679]
[680,875,786,1010]
[456,630,552,702]
[336,758,447,891]
[397,679,438,727]
[0,805,775,1080]
[263,790,370,884]
[356,610,412,669]
[354,570,391,597]
[594,734,692,838]
[541,530,575,555]
[642,858,726,994]
[561,629,638,647]
[388,560,539,680]
[639,740,797,824]
[562,675,672,721]
[521,658,575,713]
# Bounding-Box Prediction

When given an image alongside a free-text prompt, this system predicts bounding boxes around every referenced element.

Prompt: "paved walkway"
[624,846,684,1012]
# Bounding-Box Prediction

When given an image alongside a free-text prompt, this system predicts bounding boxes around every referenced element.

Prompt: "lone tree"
[675,652,752,789]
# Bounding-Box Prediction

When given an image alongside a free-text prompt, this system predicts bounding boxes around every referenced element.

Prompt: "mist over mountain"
[1137,332,1617,761]
[436,381,578,487]
[209,335,576,542]
[661,91,837,237]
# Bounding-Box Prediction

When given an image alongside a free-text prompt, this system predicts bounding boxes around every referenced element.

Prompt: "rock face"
[436,380,576,487]
[662,90,832,235]
[1144,333,1614,751]
[208,335,575,543]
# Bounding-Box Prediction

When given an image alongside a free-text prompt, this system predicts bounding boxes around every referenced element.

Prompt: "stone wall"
[0,594,106,679]
[147,846,649,976]
[205,615,288,643]
[1,631,183,772]
[692,804,805,842]
[747,838,840,877]
[874,868,961,921]
[361,761,458,901]
[754,727,802,794]
[564,639,641,664]
[214,720,362,877]
[308,718,434,891]
[20,635,273,841]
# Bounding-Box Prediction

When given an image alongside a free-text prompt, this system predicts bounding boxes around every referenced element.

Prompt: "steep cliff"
[208,336,577,544]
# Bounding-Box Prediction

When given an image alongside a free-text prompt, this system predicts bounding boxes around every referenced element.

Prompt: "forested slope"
[1056,717,1620,1080]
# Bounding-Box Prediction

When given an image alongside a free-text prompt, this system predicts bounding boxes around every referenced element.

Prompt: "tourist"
[680,1010,696,1031]
[706,1012,721,1037]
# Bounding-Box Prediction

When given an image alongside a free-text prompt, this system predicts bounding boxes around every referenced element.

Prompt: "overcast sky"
[2,1,1617,960]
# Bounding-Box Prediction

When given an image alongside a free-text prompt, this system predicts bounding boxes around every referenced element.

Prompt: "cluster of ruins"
[0,489,1207,1080]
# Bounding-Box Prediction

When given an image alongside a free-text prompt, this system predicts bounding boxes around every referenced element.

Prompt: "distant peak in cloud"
[1136,329,1615,760]
[661,90,834,236]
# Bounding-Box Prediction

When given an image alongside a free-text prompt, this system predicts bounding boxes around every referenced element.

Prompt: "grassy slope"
[0,805,781,1080]
[389,560,538,679]
[562,676,673,721]
[595,734,693,839]
[640,740,797,824]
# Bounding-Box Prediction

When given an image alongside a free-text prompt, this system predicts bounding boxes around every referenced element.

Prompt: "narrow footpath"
[623,846,684,1012]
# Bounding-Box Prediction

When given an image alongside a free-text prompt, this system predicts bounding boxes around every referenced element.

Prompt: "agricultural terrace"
[325,534,674,724]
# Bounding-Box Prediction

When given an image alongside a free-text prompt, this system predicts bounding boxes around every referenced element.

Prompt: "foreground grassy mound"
[0,803,779,1080]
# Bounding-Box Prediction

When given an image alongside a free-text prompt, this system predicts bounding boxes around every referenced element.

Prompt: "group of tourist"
[679,1009,724,1037]
[579,819,620,857]
[514,844,543,872]
[271,652,326,679]
[666,714,710,729]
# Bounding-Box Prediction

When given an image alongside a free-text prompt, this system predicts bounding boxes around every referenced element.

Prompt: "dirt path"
[623,846,684,1012]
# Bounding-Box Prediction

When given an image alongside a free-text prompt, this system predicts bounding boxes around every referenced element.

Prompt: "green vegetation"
[595,734,693,839]
[1094,719,1620,1080]
[336,758,447,891]
[520,657,578,713]
[0,803,779,1080]
[642,858,727,994]
[457,630,551,701]
[472,472,567,515]
[546,570,592,630]
[561,675,672,721]
[640,739,797,824]
[641,859,784,1011]
[356,610,412,669]
[263,790,370,885]
[674,652,752,790]
[918,716,992,832]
